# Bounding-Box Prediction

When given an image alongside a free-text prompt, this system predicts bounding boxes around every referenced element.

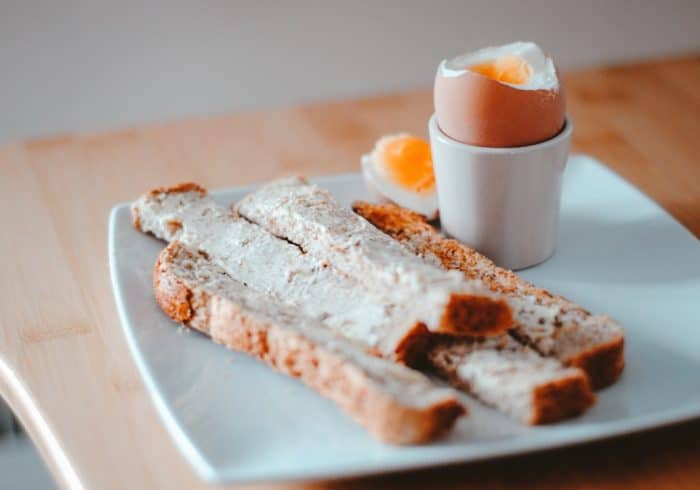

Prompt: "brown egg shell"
[434,68,566,148]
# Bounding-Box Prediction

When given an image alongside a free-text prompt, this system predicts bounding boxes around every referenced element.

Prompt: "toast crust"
[152,242,465,444]
[530,374,596,424]
[132,182,207,231]
[440,294,512,337]
[152,258,193,324]
[568,337,625,390]
[353,201,625,389]
[391,322,432,367]
[147,182,207,198]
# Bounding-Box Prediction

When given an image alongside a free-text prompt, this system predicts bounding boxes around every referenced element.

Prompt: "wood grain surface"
[0,55,698,490]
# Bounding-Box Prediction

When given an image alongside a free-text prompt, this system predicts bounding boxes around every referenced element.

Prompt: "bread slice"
[353,202,625,389]
[154,241,465,444]
[428,336,594,424]
[234,177,512,337]
[132,183,429,364]
[134,183,595,424]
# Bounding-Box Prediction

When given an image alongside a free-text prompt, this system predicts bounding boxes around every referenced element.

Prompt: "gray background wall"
[1,0,698,143]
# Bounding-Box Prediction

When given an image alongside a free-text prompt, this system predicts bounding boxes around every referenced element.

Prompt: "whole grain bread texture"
[353,201,625,389]
[235,177,513,338]
[134,182,595,425]
[132,183,432,364]
[154,241,466,444]
[427,336,594,424]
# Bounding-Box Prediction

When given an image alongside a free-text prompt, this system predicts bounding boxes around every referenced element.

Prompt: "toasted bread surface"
[429,336,595,424]
[153,241,466,444]
[133,183,598,428]
[132,184,437,361]
[235,177,513,337]
[353,201,625,389]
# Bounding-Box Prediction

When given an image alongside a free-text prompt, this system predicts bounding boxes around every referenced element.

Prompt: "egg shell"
[434,69,566,148]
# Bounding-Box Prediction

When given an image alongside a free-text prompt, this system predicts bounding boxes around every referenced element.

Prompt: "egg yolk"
[468,55,531,85]
[380,136,435,194]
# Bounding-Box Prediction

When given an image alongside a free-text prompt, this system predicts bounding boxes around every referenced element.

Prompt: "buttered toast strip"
[154,242,465,444]
[235,177,512,337]
[133,183,430,363]
[429,337,594,424]
[353,202,625,389]
[134,184,593,424]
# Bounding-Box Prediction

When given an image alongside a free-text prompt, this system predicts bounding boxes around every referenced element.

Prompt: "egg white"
[439,41,558,91]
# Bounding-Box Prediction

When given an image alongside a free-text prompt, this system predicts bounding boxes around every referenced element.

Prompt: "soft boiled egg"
[434,41,565,147]
[361,133,438,219]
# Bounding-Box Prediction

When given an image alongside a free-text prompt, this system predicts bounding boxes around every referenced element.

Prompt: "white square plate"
[109,155,700,484]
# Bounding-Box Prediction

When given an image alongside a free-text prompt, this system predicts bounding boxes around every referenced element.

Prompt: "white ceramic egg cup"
[429,114,573,270]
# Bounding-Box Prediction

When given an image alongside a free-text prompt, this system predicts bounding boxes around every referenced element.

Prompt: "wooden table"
[1,55,699,490]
